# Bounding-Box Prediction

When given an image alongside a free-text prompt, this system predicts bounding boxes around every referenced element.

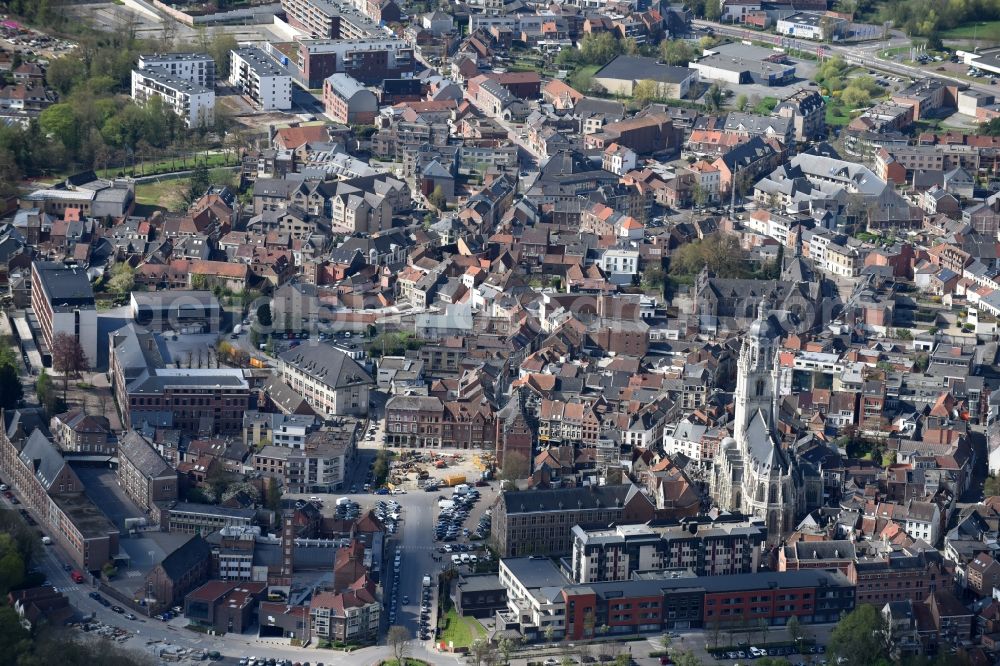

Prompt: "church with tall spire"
[710,298,821,542]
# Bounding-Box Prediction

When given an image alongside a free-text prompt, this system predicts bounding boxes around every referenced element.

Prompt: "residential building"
[773,89,826,142]
[137,53,216,87]
[131,66,215,128]
[570,516,767,583]
[31,261,98,369]
[49,409,112,455]
[323,73,378,124]
[296,38,414,88]
[117,430,177,517]
[229,47,292,111]
[309,586,381,644]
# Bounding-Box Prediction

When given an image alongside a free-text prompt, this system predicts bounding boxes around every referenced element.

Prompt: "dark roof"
[278,343,374,389]
[594,55,692,85]
[499,483,651,514]
[564,569,854,599]
[118,430,174,480]
[33,261,95,306]
[159,535,211,580]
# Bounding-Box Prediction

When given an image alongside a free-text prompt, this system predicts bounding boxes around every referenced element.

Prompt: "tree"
[660,633,673,655]
[543,625,556,643]
[39,103,80,152]
[499,451,529,484]
[470,639,489,666]
[388,625,410,665]
[107,262,135,299]
[187,163,210,204]
[985,475,1000,498]
[633,79,661,106]
[498,636,515,665]
[786,615,803,647]
[705,0,722,21]
[0,364,23,411]
[209,33,239,80]
[673,652,704,666]
[660,39,694,66]
[841,86,871,109]
[265,480,282,513]
[256,303,273,328]
[428,184,448,210]
[35,369,65,417]
[704,82,725,111]
[669,233,747,278]
[829,605,890,666]
[45,55,88,95]
[51,332,88,401]
[735,94,749,111]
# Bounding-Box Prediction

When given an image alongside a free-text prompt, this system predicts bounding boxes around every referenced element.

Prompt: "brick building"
[117,430,177,518]
[140,535,212,612]
[492,484,657,557]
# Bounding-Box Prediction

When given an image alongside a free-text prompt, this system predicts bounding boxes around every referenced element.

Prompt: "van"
[453,484,471,495]
[460,553,471,563]
[41,536,52,545]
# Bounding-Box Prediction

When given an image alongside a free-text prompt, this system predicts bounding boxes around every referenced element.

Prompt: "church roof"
[744,409,788,473]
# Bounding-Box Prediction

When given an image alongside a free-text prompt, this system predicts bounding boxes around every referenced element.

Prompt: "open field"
[135,177,190,211]
[940,20,1000,42]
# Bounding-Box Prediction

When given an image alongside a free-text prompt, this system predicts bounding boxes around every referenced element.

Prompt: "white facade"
[230,47,292,111]
[598,247,639,276]
[137,53,215,87]
[131,68,215,128]
[51,307,98,371]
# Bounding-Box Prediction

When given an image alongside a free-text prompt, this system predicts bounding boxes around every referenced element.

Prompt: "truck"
[442,474,466,487]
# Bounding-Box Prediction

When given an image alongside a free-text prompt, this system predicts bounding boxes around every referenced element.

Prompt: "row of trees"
[0,2,238,181]
[0,337,24,410]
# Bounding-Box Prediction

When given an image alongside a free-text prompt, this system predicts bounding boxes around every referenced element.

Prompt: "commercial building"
[570,516,768,583]
[323,73,378,124]
[491,484,657,557]
[117,430,178,517]
[776,12,848,40]
[184,581,267,634]
[129,290,222,333]
[20,178,134,218]
[131,67,215,128]
[30,261,97,369]
[229,47,292,111]
[0,412,119,571]
[164,501,256,534]
[690,43,795,86]
[137,53,216,87]
[592,55,695,98]
[297,38,414,88]
[110,324,251,435]
[277,343,373,417]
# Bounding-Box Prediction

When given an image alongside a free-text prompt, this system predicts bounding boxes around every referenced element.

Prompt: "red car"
[70,570,84,583]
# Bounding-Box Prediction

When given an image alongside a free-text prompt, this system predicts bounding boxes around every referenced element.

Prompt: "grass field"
[135,178,190,212]
[437,607,486,648]
[569,64,600,93]
[825,102,852,127]
[940,21,1000,42]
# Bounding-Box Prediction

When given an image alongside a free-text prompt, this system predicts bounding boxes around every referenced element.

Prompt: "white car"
[309,496,320,501]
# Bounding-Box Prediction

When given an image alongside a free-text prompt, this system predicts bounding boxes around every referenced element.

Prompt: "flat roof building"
[30,261,97,369]
[229,47,292,111]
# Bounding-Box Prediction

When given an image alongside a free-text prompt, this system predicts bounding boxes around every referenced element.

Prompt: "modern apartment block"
[110,323,251,435]
[281,0,384,40]
[297,38,415,87]
[570,516,768,583]
[277,343,373,417]
[137,53,216,87]
[131,67,215,128]
[229,47,292,111]
[30,261,97,369]
[252,427,357,493]
[492,484,657,557]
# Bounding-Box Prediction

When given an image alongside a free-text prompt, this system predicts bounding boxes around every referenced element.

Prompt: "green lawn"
[98,152,237,179]
[569,64,600,93]
[135,178,190,212]
[825,102,852,127]
[437,607,486,648]
[940,20,1000,42]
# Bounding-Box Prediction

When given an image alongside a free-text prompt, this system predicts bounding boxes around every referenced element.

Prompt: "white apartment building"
[598,247,639,276]
[230,47,292,111]
[137,53,216,87]
[498,558,567,638]
[131,68,215,128]
[662,420,708,464]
